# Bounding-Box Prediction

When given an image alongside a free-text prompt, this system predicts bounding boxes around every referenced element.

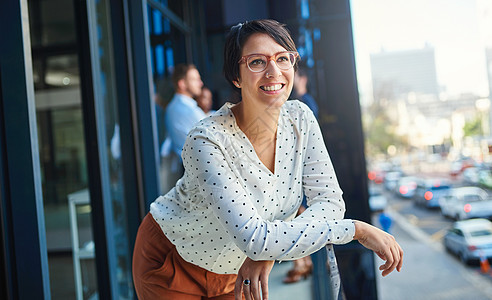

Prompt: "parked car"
[463,167,480,185]
[443,218,492,264]
[396,176,418,199]
[414,178,451,208]
[368,186,388,212]
[383,171,402,191]
[479,169,492,189]
[450,158,476,178]
[368,170,385,185]
[439,187,492,220]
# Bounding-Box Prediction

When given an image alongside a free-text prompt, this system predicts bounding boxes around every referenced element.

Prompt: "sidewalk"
[269,260,313,300]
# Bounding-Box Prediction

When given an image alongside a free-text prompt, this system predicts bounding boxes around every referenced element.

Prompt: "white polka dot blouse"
[150,100,355,274]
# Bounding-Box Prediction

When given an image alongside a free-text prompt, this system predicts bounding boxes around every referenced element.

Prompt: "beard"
[186,86,201,98]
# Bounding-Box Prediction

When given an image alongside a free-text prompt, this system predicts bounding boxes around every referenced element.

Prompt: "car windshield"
[430,186,450,190]
[469,229,492,237]
[463,194,484,202]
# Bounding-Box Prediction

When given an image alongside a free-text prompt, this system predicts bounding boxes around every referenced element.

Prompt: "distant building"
[486,48,492,98]
[370,46,439,100]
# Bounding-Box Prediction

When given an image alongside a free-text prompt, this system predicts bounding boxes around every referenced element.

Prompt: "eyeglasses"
[238,51,299,73]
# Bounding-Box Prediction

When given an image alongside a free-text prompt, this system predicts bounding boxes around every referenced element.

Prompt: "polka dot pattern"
[150,100,356,274]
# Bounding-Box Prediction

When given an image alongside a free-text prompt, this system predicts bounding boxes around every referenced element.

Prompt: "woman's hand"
[353,220,403,277]
[235,258,275,300]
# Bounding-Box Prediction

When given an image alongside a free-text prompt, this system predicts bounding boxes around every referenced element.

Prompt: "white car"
[463,167,480,185]
[383,171,401,191]
[368,186,387,212]
[443,218,492,264]
[396,176,418,198]
[439,187,492,220]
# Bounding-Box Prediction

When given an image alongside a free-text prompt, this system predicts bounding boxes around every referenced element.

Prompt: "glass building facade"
[1,0,373,299]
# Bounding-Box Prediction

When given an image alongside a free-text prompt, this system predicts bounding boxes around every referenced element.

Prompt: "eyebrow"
[242,50,290,57]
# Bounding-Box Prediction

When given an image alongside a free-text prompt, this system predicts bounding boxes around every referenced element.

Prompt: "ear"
[177,78,187,91]
[233,79,241,88]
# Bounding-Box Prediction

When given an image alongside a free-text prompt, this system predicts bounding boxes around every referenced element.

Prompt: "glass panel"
[28,0,97,298]
[28,0,76,47]
[68,190,97,299]
[91,0,133,298]
[45,55,80,88]
[147,4,189,195]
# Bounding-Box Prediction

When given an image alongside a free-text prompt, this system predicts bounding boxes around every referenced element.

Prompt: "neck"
[176,90,193,98]
[232,101,280,144]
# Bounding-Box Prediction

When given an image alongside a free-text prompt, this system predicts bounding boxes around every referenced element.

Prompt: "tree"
[463,117,483,137]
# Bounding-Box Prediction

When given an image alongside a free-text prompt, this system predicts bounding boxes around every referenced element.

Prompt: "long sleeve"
[301,107,346,220]
[181,126,355,261]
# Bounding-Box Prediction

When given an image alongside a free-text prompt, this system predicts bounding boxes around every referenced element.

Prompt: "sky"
[350,0,491,102]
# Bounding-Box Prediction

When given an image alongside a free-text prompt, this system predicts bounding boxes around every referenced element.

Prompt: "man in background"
[165,64,206,159]
[161,64,205,192]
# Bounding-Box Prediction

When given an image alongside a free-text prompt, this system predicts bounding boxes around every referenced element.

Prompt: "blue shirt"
[300,93,318,119]
[165,93,207,158]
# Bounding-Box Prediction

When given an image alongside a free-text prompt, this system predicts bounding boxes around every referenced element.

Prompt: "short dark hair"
[223,19,298,91]
[171,64,196,89]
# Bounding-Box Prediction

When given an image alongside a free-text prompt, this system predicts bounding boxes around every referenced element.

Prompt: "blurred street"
[372,163,492,300]
[269,164,492,299]
[377,207,492,300]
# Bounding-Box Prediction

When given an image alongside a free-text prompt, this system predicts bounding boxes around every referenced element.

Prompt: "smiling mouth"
[260,84,284,91]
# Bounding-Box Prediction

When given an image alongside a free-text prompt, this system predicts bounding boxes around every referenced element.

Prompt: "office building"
[370,46,439,99]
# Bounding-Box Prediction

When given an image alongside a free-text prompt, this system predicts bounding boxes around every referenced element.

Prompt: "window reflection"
[29,0,96,298]
[45,55,80,88]
[148,2,191,195]
[91,0,133,297]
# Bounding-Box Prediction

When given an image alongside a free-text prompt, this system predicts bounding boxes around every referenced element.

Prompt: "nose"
[265,57,282,77]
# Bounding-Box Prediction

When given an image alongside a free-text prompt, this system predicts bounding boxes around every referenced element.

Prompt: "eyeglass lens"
[247,52,295,72]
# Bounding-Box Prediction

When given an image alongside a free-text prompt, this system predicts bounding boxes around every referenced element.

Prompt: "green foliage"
[362,97,408,157]
[463,117,483,137]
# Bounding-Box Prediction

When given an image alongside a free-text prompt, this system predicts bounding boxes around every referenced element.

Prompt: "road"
[376,183,492,300]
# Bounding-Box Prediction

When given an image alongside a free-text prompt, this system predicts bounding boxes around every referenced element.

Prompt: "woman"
[133,19,403,300]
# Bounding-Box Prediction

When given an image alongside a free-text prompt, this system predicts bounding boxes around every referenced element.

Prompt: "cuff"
[327,219,356,245]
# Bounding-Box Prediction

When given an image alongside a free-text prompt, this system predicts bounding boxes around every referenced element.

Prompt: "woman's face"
[235,33,295,109]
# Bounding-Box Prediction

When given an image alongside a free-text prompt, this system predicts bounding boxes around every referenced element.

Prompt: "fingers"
[379,241,404,277]
[234,277,243,300]
[235,277,256,300]
[260,272,269,300]
[381,246,398,276]
[355,222,404,277]
[234,277,268,300]
[247,279,259,300]
[397,244,404,272]
[244,284,253,300]
[235,259,274,300]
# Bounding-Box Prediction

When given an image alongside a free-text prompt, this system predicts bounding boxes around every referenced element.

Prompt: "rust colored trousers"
[132,213,241,299]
